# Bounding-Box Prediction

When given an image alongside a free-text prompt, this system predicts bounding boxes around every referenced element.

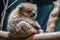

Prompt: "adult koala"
[7,2,43,38]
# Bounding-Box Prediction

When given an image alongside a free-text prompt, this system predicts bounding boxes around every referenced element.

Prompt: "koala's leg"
[46,1,60,32]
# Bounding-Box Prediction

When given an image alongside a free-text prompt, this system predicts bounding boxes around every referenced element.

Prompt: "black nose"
[30,13,35,17]
[32,10,36,16]
[32,13,35,16]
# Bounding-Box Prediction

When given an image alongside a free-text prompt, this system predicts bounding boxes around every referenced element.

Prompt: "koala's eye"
[27,10,32,13]
[26,9,32,13]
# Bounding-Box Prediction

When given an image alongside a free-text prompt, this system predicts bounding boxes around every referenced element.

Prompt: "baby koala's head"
[17,2,37,20]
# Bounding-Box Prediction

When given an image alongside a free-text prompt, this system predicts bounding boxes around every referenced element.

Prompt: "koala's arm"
[16,21,38,37]
[35,21,43,33]
[46,1,60,32]
[35,21,41,29]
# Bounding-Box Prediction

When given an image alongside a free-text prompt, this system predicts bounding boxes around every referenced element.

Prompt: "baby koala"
[7,2,43,37]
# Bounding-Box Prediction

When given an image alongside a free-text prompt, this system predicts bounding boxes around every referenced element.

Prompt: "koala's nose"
[32,13,35,16]
[30,12,35,17]
[32,10,36,16]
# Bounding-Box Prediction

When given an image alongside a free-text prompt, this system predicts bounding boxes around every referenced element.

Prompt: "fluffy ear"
[17,3,24,8]
[10,3,25,14]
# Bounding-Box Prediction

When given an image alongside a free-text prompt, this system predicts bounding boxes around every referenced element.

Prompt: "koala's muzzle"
[30,10,36,17]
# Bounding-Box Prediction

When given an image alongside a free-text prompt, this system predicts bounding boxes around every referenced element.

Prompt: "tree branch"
[27,32,60,40]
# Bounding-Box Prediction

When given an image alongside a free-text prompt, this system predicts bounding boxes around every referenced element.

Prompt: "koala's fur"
[7,3,43,37]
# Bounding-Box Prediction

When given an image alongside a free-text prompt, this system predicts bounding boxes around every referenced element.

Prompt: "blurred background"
[1,0,60,32]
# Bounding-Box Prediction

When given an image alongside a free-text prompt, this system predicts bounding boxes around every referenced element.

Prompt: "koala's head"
[17,2,37,20]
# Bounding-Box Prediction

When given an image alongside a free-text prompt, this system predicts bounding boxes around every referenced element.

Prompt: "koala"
[7,3,43,37]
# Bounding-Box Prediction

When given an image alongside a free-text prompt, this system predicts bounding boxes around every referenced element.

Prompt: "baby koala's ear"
[17,3,24,8]
[17,3,25,12]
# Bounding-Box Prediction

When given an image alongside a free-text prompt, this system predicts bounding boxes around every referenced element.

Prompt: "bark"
[0,31,60,40]
[27,32,60,40]
[46,1,60,32]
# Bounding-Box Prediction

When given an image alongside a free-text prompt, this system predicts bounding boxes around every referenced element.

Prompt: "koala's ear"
[33,4,37,10]
[17,3,24,8]
[17,3,25,11]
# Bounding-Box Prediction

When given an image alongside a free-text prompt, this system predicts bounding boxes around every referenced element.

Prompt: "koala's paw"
[39,29,44,33]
